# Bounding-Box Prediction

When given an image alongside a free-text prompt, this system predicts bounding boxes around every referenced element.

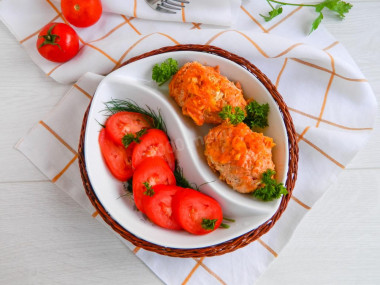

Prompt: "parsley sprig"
[201,218,218,230]
[218,105,246,126]
[253,169,288,201]
[143,182,155,197]
[244,101,269,129]
[122,128,147,148]
[152,58,179,86]
[218,101,270,129]
[261,0,352,33]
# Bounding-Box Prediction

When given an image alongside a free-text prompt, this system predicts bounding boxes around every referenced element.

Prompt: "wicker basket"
[78,45,299,258]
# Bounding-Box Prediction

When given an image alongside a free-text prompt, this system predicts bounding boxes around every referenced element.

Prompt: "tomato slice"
[98,128,133,181]
[105,111,152,146]
[132,157,176,213]
[142,185,183,230]
[172,188,223,235]
[132,129,175,171]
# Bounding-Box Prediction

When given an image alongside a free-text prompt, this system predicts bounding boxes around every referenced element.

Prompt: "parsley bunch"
[261,0,352,33]
[253,169,288,201]
[152,58,179,86]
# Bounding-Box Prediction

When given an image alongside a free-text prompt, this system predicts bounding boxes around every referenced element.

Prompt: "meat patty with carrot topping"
[204,122,275,193]
[169,61,246,126]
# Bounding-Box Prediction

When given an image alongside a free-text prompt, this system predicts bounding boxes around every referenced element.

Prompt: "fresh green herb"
[261,0,352,33]
[218,105,246,125]
[125,178,133,193]
[152,58,179,86]
[219,217,235,229]
[223,217,236,223]
[244,101,270,129]
[219,223,230,229]
[253,169,288,201]
[174,163,197,190]
[219,101,269,130]
[201,218,218,230]
[121,128,147,148]
[104,99,167,133]
[143,182,155,197]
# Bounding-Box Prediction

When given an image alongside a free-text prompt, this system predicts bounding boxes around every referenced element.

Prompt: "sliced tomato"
[172,188,223,235]
[142,185,183,230]
[98,128,133,181]
[105,111,152,146]
[132,129,175,171]
[132,157,176,213]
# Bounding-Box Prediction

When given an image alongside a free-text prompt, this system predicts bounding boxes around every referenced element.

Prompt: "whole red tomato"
[36,22,79,63]
[61,0,102,28]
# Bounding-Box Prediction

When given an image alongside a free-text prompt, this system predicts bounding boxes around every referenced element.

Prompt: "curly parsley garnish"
[218,105,246,125]
[244,101,269,129]
[261,0,352,33]
[253,169,288,201]
[152,58,179,86]
[218,101,270,129]
[122,128,147,148]
[201,218,218,230]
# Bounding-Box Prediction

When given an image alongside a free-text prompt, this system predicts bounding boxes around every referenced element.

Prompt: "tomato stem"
[38,24,61,50]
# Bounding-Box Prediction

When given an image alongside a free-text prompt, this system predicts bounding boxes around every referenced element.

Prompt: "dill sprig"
[104,99,167,134]
[174,163,198,190]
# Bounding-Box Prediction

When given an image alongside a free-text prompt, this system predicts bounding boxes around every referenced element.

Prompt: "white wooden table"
[1,1,379,284]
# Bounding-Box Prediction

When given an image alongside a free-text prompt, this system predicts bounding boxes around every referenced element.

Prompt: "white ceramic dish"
[84,51,289,249]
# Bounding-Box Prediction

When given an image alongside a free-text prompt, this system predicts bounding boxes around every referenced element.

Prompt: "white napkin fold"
[102,0,241,26]
[1,0,378,284]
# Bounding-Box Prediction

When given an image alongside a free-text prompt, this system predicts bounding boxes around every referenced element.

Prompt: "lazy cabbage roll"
[169,62,246,126]
[204,122,275,194]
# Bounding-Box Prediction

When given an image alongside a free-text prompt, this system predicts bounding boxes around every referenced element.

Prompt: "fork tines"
[148,0,190,14]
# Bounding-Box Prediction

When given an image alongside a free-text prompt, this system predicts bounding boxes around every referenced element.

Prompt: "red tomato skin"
[172,188,223,235]
[36,22,79,63]
[132,157,176,213]
[98,128,133,181]
[61,0,102,28]
[132,129,175,171]
[142,185,183,230]
[105,112,152,146]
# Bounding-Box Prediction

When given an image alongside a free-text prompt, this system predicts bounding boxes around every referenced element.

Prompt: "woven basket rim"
[78,44,299,258]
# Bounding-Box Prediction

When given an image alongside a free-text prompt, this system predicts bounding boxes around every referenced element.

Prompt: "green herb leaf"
[219,105,246,125]
[244,101,270,129]
[201,218,218,230]
[152,58,179,86]
[260,6,283,22]
[174,163,197,190]
[252,169,288,201]
[310,12,324,34]
[316,0,352,18]
[143,182,155,197]
[121,128,147,148]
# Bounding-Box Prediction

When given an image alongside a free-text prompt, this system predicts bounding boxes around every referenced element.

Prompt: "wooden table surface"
[1,1,379,284]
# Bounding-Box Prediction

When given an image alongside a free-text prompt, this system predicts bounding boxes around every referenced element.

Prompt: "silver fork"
[145,0,190,14]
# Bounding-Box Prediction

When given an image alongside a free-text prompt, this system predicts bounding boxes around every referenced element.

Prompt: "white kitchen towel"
[2,0,378,284]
